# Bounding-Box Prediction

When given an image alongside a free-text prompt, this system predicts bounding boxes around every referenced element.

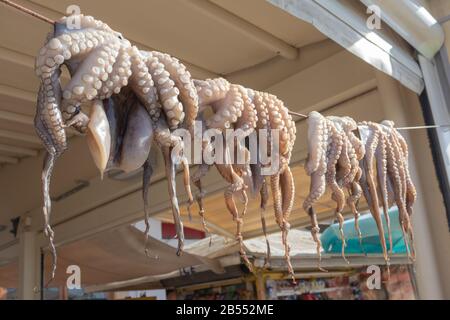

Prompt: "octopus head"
[35,14,132,156]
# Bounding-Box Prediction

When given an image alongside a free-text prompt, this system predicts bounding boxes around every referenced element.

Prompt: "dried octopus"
[35,14,298,281]
[35,15,198,279]
[191,78,297,277]
[304,112,416,269]
[359,121,416,262]
[34,15,417,283]
[303,112,364,267]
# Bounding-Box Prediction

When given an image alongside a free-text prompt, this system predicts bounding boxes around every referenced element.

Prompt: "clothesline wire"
[287,111,450,131]
[2,0,448,132]
[0,0,54,24]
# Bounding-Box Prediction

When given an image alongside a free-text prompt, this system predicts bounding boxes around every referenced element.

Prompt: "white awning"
[360,0,445,60]
[0,226,221,289]
[268,0,427,94]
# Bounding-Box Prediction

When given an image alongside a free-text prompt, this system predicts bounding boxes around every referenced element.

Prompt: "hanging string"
[289,110,450,131]
[287,110,308,119]
[0,0,55,24]
[396,124,450,131]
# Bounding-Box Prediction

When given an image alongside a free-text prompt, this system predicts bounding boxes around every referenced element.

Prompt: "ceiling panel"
[0,94,36,117]
[211,0,327,47]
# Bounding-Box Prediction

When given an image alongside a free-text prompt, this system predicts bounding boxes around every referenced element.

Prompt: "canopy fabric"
[268,0,425,94]
[360,0,445,60]
[0,226,219,289]
[184,229,318,259]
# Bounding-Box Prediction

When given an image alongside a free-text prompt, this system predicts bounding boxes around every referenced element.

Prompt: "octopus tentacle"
[61,39,125,133]
[330,119,352,183]
[142,156,155,258]
[217,160,252,271]
[281,165,295,221]
[197,83,246,241]
[360,123,389,265]
[235,86,258,136]
[304,112,329,266]
[341,118,365,243]
[270,173,283,235]
[325,120,347,262]
[305,112,326,175]
[207,84,244,130]
[393,129,417,244]
[348,171,364,245]
[163,146,184,256]
[151,51,199,133]
[264,94,289,157]
[194,78,230,106]
[259,178,271,265]
[180,157,194,221]
[37,16,121,136]
[279,164,295,279]
[270,169,294,279]
[141,51,184,129]
[232,86,258,193]
[256,92,295,279]
[192,163,211,235]
[382,126,407,247]
[383,123,415,259]
[127,47,161,121]
[393,131,417,214]
[277,99,296,220]
[154,118,185,255]
[308,207,327,272]
[375,132,393,254]
[34,63,66,156]
[42,151,58,283]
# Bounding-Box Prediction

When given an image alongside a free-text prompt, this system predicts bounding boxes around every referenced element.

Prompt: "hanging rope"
[0,0,55,24]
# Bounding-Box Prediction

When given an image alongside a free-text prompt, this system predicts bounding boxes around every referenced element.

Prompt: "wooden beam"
[0,46,70,81]
[0,84,36,102]
[0,155,19,164]
[0,46,34,69]
[3,1,218,80]
[0,110,34,125]
[185,0,298,59]
[18,229,40,300]
[0,129,40,144]
[0,143,38,156]
[131,39,219,79]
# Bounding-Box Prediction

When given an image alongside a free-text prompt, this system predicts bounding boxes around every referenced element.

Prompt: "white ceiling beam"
[0,110,34,125]
[0,129,40,144]
[0,143,38,156]
[185,0,298,60]
[0,155,19,164]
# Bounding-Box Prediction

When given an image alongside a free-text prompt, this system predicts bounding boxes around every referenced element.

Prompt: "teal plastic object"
[320,208,406,254]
